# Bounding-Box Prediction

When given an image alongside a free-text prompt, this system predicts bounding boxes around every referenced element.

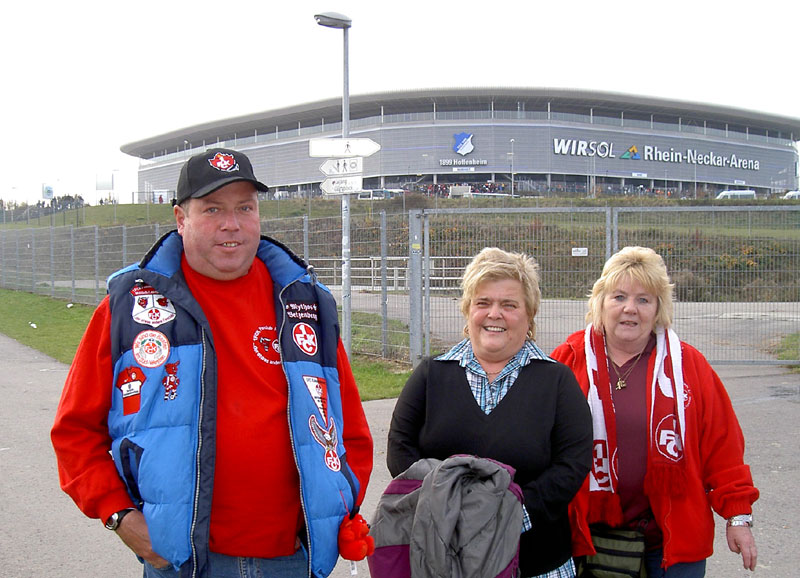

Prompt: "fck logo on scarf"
[656,416,684,461]
[592,439,612,489]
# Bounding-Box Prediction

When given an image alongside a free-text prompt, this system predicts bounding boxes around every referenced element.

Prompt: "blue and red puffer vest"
[106,231,360,578]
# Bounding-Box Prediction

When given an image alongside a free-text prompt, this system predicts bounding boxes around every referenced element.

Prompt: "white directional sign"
[319,157,363,176]
[309,138,381,158]
[320,175,363,195]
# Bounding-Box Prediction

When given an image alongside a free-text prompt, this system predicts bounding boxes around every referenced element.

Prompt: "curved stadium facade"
[121,88,800,200]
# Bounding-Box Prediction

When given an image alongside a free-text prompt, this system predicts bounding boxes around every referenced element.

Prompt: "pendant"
[616,379,627,390]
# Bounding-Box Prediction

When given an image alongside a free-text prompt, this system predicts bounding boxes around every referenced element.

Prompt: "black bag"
[576,527,645,578]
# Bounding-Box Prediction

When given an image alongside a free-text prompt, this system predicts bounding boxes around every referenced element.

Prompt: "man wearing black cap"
[51,148,374,577]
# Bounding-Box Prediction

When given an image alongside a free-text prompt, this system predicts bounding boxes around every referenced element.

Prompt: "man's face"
[174,181,261,280]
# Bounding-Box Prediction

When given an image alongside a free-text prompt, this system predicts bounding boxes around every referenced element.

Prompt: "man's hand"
[726,525,757,571]
[115,510,171,570]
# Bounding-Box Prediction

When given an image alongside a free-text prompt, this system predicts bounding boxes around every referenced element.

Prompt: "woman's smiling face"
[602,276,658,354]
[467,278,530,365]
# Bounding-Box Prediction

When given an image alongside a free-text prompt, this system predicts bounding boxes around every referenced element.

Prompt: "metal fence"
[1,206,798,366]
[408,206,800,366]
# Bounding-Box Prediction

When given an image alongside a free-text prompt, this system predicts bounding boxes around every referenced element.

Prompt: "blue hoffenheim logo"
[453,133,475,156]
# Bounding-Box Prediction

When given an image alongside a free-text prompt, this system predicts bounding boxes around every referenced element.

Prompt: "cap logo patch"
[208,152,239,172]
[132,330,170,368]
[292,322,318,356]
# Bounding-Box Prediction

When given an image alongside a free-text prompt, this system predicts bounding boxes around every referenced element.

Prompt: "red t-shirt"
[183,257,303,557]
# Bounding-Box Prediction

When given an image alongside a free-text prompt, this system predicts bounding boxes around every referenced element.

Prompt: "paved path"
[1,332,797,577]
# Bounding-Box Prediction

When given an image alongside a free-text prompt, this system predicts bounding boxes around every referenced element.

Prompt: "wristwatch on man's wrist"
[726,514,753,528]
[104,508,135,531]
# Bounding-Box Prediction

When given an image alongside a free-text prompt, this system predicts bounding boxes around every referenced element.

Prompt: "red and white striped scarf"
[583,325,688,526]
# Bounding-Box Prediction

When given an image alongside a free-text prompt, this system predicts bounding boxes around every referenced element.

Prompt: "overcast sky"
[2,0,798,205]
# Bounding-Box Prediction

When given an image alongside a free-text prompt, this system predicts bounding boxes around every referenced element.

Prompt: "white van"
[715,190,756,200]
[357,189,394,200]
[781,191,800,200]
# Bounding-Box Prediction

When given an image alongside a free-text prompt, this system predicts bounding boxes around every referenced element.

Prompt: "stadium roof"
[121,87,800,159]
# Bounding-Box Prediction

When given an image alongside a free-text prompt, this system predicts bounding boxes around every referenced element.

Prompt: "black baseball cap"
[176,148,268,205]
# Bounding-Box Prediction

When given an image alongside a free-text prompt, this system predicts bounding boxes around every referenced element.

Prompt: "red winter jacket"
[551,330,758,568]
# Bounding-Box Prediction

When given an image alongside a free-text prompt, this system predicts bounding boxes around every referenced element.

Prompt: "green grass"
[0,288,411,399]
[776,333,800,373]
[0,288,95,363]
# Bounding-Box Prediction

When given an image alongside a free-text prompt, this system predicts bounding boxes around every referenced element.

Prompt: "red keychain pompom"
[338,513,375,561]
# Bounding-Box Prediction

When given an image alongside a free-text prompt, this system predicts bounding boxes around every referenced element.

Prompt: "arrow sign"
[319,157,363,176]
[320,175,363,195]
[309,138,380,158]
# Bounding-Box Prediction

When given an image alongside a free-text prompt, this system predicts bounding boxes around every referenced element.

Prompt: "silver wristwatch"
[104,508,135,531]
[726,514,753,528]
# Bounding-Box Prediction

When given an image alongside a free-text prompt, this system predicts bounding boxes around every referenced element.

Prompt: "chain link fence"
[2,206,798,366]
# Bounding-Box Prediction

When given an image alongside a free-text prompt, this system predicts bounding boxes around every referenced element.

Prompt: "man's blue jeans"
[143,549,308,578]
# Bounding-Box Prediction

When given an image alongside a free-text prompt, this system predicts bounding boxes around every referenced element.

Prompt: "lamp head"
[314,12,351,29]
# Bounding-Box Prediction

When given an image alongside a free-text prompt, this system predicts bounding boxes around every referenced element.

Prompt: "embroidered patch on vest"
[309,415,341,472]
[116,366,145,415]
[132,330,170,368]
[285,301,319,323]
[162,360,180,400]
[302,375,329,424]
[292,322,318,356]
[130,284,176,328]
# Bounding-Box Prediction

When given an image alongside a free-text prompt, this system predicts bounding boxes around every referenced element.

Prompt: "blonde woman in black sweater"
[387,247,592,578]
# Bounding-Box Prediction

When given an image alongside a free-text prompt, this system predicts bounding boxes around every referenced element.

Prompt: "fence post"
[303,216,309,263]
[409,210,424,366]
[94,226,100,303]
[50,227,55,298]
[122,225,128,267]
[423,213,431,358]
[70,225,75,302]
[15,231,20,290]
[380,211,388,358]
[608,207,616,258]
[1,230,5,288]
[31,231,36,294]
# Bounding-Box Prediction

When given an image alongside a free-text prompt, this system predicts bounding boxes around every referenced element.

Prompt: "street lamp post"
[315,11,353,355]
[509,138,515,198]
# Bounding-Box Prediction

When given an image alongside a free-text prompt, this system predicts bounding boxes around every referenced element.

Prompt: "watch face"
[105,513,118,530]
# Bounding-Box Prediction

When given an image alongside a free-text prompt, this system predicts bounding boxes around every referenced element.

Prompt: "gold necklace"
[610,349,644,390]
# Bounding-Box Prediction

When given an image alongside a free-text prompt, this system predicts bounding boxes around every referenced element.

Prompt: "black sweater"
[387,357,592,576]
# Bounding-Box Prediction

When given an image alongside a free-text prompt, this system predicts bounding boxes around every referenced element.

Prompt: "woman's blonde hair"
[586,246,674,332]
[460,247,541,339]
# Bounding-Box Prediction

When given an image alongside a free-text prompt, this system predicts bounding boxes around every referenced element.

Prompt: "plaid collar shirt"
[436,338,555,414]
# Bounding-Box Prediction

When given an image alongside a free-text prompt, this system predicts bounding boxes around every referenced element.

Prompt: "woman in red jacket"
[551,246,758,577]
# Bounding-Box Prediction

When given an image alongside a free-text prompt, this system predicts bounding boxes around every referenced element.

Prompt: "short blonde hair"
[587,246,674,332]
[460,247,541,339]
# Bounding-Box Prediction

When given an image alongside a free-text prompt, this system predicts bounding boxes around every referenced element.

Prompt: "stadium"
[120,87,800,201]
